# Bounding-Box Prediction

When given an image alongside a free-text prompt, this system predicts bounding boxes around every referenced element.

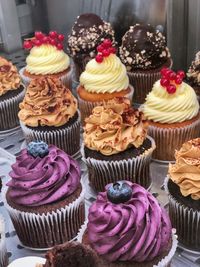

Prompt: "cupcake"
[20,31,71,88]
[119,24,172,104]
[0,215,8,267]
[82,97,155,192]
[8,257,45,267]
[4,141,85,249]
[166,138,200,251]
[77,40,133,123]
[142,68,200,161]
[18,77,80,157]
[79,181,177,267]
[187,51,200,99]
[68,13,115,80]
[0,56,25,131]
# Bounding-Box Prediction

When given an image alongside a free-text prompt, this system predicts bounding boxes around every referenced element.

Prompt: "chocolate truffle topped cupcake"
[187,51,200,98]
[68,13,115,79]
[120,24,172,104]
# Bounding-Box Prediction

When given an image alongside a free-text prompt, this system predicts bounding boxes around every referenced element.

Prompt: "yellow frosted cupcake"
[77,39,133,123]
[20,31,71,88]
[142,68,200,161]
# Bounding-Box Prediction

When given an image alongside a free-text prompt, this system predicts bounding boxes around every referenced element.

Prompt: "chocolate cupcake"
[18,77,80,157]
[0,56,25,131]
[166,138,200,251]
[78,181,177,267]
[4,141,85,249]
[187,51,200,100]
[68,13,115,80]
[0,215,8,267]
[119,24,172,104]
[82,97,155,192]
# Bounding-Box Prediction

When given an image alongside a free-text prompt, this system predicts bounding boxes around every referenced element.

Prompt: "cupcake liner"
[77,221,177,267]
[81,136,156,192]
[0,215,8,267]
[19,67,72,89]
[0,84,25,131]
[3,186,85,249]
[148,117,200,161]
[7,257,45,267]
[165,176,200,251]
[77,85,134,124]
[19,111,81,157]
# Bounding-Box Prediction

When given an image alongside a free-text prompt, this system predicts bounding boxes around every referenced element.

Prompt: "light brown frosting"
[169,138,200,200]
[0,56,21,96]
[83,97,148,155]
[18,77,77,127]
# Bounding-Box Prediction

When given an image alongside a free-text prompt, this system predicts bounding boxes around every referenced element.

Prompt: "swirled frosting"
[143,80,199,123]
[187,51,200,87]
[80,54,129,93]
[83,98,148,155]
[18,77,77,127]
[7,145,80,206]
[0,57,21,96]
[25,44,70,75]
[88,182,172,262]
[169,138,200,200]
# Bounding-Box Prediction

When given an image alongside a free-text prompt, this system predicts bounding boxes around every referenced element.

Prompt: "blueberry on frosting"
[107,181,132,204]
[27,141,49,158]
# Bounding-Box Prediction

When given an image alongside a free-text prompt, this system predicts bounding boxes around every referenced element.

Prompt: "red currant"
[177,70,185,79]
[109,47,116,54]
[97,45,104,52]
[49,38,57,46]
[42,36,49,43]
[166,84,176,94]
[35,39,42,46]
[169,72,176,80]
[160,78,170,87]
[49,31,57,39]
[57,43,63,50]
[175,75,182,85]
[102,49,110,57]
[103,39,112,48]
[23,40,32,49]
[35,31,44,40]
[163,69,173,79]
[95,54,103,63]
[58,34,64,41]
[160,67,169,76]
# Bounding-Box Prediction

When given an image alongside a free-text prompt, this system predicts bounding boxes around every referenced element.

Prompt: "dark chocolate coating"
[73,13,104,32]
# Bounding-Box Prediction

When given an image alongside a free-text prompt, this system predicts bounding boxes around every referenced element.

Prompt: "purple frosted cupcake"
[80,181,177,267]
[5,141,85,249]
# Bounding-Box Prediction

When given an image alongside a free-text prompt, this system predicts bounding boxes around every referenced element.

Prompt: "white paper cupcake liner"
[19,111,81,157]
[147,116,200,162]
[165,176,200,251]
[3,185,85,250]
[81,136,156,192]
[0,215,8,267]
[0,84,25,131]
[77,221,177,267]
[19,67,72,89]
[77,85,134,124]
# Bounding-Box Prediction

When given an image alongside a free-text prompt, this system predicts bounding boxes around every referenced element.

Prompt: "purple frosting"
[88,182,172,263]
[7,145,80,207]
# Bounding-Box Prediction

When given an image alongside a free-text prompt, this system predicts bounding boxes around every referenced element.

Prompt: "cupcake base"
[82,136,155,192]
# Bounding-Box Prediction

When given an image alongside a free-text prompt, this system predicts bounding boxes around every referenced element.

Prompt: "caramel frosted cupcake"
[120,24,172,104]
[68,13,115,79]
[20,31,71,88]
[0,56,25,131]
[19,77,80,157]
[166,138,200,250]
[142,68,200,161]
[0,215,8,267]
[77,40,133,123]
[187,51,200,99]
[82,97,155,192]
[79,181,177,267]
[5,141,85,249]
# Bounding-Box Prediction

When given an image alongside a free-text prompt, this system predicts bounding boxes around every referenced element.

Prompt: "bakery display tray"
[0,128,200,266]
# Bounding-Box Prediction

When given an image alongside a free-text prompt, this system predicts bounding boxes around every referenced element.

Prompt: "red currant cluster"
[160,68,185,94]
[23,31,65,51]
[95,39,116,63]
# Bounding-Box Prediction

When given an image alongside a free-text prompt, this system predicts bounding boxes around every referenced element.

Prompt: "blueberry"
[107,181,132,204]
[27,141,49,158]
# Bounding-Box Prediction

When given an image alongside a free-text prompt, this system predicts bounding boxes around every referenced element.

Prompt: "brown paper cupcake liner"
[0,84,25,131]
[20,111,81,158]
[81,136,155,192]
[0,215,8,267]
[165,176,200,251]
[3,187,85,249]
[77,85,134,124]
[148,118,200,161]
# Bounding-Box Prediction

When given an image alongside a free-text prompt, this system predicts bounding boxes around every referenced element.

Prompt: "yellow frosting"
[143,80,199,123]
[169,138,200,200]
[83,98,148,155]
[26,44,70,75]
[80,54,129,93]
